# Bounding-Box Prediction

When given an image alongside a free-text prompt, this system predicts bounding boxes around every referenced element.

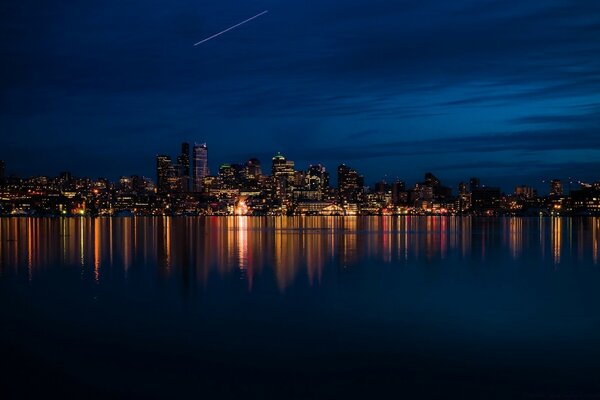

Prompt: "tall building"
[156,155,174,193]
[392,180,407,205]
[337,164,364,203]
[306,164,329,192]
[246,158,262,179]
[192,143,209,192]
[0,160,5,181]
[218,163,245,189]
[550,179,563,196]
[272,152,295,195]
[176,143,190,192]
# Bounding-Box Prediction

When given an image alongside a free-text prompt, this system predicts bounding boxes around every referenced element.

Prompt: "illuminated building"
[422,172,452,200]
[571,183,600,214]
[192,143,209,192]
[306,164,329,198]
[156,155,174,193]
[392,180,407,205]
[272,152,295,199]
[246,158,262,179]
[550,179,563,196]
[337,164,364,203]
[272,152,295,181]
[176,142,190,192]
[515,185,536,199]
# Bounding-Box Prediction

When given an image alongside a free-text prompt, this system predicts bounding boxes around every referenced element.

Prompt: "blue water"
[1,217,600,398]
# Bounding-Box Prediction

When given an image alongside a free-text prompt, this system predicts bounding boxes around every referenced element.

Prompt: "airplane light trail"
[193,10,269,46]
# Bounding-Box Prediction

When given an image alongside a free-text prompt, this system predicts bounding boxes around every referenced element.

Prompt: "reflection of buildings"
[2,216,600,288]
[551,217,562,265]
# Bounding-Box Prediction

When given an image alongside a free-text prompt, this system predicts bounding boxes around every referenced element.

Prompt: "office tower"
[272,152,295,189]
[156,155,173,193]
[192,143,209,192]
[218,163,244,189]
[392,180,406,205]
[550,179,563,196]
[0,160,5,182]
[271,152,295,178]
[176,142,190,192]
[246,158,262,179]
[337,164,364,203]
[469,177,480,192]
[307,164,329,192]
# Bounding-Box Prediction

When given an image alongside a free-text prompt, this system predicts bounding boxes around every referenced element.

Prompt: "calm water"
[2,216,600,399]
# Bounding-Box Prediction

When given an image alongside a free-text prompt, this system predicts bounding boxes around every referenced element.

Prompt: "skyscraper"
[307,164,329,192]
[192,143,209,192]
[0,160,5,182]
[337,164,364,203]
[246,158,262,179]
[156,155,174,193]
[176,142,190,192]
[271,152,295,199]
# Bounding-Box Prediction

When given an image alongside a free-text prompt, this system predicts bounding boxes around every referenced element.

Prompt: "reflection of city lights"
[3,216,600,292]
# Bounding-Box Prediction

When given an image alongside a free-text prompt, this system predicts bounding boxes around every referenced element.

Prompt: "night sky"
[1,0,599,191]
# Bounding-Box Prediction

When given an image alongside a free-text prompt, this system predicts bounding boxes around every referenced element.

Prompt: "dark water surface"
[2,216,600,399]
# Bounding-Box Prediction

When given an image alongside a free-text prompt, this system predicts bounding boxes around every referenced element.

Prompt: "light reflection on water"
[3,216,600,398]
[1,216,599,288]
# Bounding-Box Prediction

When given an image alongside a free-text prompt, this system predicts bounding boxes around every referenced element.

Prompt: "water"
[1,216,600,399]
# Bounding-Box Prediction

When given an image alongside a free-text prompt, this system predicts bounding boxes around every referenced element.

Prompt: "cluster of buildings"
[1,145,599,216]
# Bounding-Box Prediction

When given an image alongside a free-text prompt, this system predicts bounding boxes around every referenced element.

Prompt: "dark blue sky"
[1,0,599,191]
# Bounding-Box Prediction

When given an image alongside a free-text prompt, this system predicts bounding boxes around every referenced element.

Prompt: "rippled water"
[2,217,600,398]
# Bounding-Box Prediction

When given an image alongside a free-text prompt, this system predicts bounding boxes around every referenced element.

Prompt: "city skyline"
[1,1,599,188]
[3,2,600,397]
[2,139,599,217]
[0,145,591,195]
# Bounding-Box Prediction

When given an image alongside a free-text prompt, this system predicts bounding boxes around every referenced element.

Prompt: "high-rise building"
[176,143,190,192]
[0,160,5,181]
[550,179,563,196]
[246,158,262,179]
[156,155,174,193]
[192,143,209,192]
[392,180,406,205]
[218,163,245,189]
[272,152,295,196]
[306,164,329,192]
[338,164,364,203]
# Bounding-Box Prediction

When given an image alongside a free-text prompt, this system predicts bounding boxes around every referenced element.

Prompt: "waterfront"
[2,216,600,398]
